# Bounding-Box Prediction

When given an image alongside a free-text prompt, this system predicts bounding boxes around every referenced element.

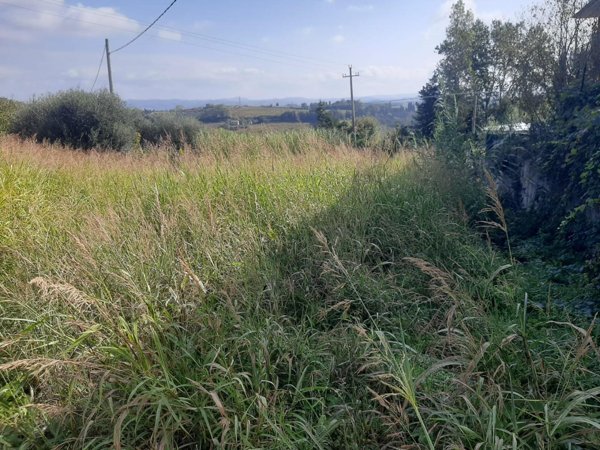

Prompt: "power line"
[0,0,341,71]
[90,46,105,91]
[155,25,344,68]
[111,0,178,53]
[1,0,344,70]
[30,0,345,67]
[144,33,329,69]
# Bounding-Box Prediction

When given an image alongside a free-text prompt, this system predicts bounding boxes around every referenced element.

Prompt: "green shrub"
[0,98,22,135]
[354,117,378,148]
[136,112,202,149]
[10,90,137,151]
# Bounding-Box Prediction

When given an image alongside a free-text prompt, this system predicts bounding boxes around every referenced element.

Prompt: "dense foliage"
[537,86,600,275]
[316,106,379,149]
[10,90,202,151]
[426,0,599,283]
[415,79,440,138]
[11,90,137,151]
[0,98,21,135]
[428,0,591,134]
[317,99,416,128]
[136,111,202,149]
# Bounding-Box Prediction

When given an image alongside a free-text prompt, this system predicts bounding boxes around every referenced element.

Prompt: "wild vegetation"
[415,0,600,293]
[0,99,22,136]
[1,132,599,448]
[9,90,202,151]
[1,0,599,448]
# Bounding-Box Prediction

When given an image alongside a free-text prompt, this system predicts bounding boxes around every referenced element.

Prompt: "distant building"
[485,123,530,135]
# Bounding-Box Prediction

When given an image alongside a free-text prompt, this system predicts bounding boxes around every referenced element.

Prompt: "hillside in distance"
[127,94,418,111]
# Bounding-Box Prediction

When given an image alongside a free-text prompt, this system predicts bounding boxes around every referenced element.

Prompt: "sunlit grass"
[1,131,598,448]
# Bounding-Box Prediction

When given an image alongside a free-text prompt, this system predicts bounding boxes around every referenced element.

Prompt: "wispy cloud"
[361,64,433,81]
[424,0,484,43]
[332,34,345,44]
[157,29,182,41]
[347,4,374,13]
[0,0,141,38]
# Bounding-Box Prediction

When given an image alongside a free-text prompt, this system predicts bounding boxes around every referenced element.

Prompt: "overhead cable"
[111,0,178,53]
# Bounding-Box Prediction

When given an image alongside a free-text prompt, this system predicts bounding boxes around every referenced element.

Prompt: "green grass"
[0,132,599,449]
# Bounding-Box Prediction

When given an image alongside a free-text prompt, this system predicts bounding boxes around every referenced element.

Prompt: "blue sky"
[0,0,531,101]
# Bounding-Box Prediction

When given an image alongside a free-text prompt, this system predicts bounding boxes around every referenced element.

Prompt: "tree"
[315,101,335,129]
[197,104,230,123]
[415,77,440,138]
[529,0,592,93]
[512,24,555,121]
[436,0,476,94]
[354,117,378,148]
[436,1,493,132]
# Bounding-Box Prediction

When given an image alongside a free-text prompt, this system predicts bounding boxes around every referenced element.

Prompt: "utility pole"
[343,65,359,143]
[105,38,114,94]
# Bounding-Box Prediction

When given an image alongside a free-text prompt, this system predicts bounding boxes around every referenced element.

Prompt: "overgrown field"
[0,132,599,449]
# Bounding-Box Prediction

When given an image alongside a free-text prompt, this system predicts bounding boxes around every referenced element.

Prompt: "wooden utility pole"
[105,38,114,94]
[343,65,359,142]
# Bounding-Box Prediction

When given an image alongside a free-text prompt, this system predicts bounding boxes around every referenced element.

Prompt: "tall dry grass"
[1,131,598,449]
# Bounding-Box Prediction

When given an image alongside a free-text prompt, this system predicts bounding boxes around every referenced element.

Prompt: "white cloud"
[332,34,345,44]
[424,0,504,44]
[348,4,374,13]
[157,29,182,41]
[436,0,504,25]
[361,65,433,82]
[1,0,141,38]
[243,68,263,75]
[115,56,267,86]
[0,27,33,43]
[66,68,80,79]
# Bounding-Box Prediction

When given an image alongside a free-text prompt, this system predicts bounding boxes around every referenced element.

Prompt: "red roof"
[575,0,600,18]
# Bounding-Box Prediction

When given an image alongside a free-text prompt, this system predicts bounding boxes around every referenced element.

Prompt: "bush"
[0,98,22,135]
[195,104,230,123]
[136,112,202,149]
[11,90,137,151]
[380,125,419,154]
[354,117,378,148]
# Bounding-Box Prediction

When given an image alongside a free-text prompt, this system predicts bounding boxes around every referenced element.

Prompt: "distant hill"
[127,94,418,111]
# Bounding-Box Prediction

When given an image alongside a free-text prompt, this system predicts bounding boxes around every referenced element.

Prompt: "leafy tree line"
[417,0,600,280]
[313,99,416,127]
[314,101,379,148]
[182,101,416,128]
[415,0,595,138]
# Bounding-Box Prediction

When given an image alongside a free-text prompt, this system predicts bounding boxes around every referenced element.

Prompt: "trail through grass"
[0,132,599,449]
